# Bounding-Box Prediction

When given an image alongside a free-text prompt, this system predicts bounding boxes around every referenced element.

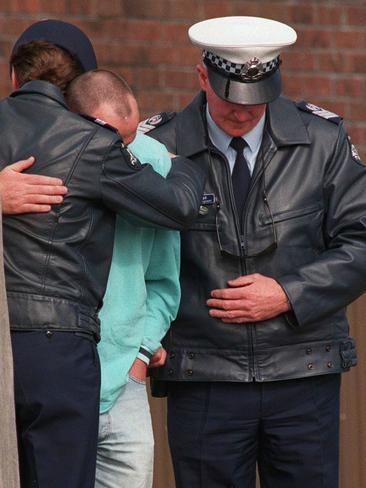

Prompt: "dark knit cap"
[11,19,97,72]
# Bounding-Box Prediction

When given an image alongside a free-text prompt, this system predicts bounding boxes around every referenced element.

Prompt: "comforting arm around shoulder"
[100,141,207,230]
[0,157,67,214]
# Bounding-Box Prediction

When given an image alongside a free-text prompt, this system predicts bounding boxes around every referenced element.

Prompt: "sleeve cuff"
[137,346,153,365]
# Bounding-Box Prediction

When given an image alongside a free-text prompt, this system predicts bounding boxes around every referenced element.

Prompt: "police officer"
[2,19,206,488]
[146,16,366,488]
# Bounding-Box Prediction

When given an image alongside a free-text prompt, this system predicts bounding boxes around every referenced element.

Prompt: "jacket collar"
[176,92,210,158]
[10,80,68,109]
[175,91,311,156]
[266,96,311,146]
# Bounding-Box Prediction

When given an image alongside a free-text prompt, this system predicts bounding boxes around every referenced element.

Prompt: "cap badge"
[240,58,264,81]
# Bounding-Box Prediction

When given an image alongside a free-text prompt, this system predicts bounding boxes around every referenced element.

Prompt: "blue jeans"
[95,376,154,488]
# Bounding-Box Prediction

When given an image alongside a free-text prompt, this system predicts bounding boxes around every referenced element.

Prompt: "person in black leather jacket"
[146,17,366,488]
[2,20,206,488]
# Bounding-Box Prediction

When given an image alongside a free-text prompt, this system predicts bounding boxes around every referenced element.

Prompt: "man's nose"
[232,108,250,121]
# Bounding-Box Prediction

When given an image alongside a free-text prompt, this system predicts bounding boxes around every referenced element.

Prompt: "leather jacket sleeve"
[278,123,366,327]
[100,140,207,230]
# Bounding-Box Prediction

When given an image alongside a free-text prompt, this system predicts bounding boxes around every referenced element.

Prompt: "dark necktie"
[230,136,251,220]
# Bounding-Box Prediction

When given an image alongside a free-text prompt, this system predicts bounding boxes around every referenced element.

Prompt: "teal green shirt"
[98,132,181,414]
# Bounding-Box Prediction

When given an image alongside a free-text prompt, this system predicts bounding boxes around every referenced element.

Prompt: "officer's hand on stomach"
[0,156,67,214]
[207,273,290,323]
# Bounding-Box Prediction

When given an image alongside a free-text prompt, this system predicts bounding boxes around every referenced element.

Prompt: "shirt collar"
[206,104,266,154]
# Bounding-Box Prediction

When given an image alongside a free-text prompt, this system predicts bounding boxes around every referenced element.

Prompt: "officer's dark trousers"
[168,375,341,488]
[11,330,100,488]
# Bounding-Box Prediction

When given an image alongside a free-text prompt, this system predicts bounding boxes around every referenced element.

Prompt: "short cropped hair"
[10,40,83,92]
[66,69,134,118]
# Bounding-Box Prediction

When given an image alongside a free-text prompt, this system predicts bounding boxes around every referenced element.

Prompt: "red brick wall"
[0,1,365,157]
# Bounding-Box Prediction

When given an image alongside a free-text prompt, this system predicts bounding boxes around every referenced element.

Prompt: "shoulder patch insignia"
[138,112,176,134]
[79,112,118,133]
[120,142,141,170]
[348,136,363,164]
[296,101,342,125]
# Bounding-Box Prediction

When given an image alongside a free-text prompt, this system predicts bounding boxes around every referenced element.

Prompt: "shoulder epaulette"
[296,101,342,125]
[79,113,119,134]
[138,112,176,134]
[347,136,363,164]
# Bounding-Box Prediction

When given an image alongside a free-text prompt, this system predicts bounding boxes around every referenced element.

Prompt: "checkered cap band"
[203,50,280,80]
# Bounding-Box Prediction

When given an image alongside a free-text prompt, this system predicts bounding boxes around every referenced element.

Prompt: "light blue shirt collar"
[206,105,266,175]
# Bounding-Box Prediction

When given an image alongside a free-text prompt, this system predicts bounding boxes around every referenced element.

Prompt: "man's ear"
[10,67,19,90]
[196,64,208,92]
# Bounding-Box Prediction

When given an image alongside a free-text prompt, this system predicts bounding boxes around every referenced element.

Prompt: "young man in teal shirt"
[66,70,180,488]
[97,131,179,488]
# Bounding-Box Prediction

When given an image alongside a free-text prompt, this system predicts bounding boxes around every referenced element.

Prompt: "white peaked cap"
[189,16,297,104]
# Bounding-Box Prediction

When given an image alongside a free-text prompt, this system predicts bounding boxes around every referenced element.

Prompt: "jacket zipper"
[209,146,256,380]
[240,137,278,382]
[208,146,243,256]
[241,224,256,381]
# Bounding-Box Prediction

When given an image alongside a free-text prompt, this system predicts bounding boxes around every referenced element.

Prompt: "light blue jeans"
[95,376,154,488]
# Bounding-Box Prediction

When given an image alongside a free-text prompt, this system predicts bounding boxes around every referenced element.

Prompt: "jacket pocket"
[260,203,323,226]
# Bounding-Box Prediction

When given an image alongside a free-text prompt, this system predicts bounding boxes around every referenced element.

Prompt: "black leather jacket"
[0,81,207,340]
[149,92,366,385]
